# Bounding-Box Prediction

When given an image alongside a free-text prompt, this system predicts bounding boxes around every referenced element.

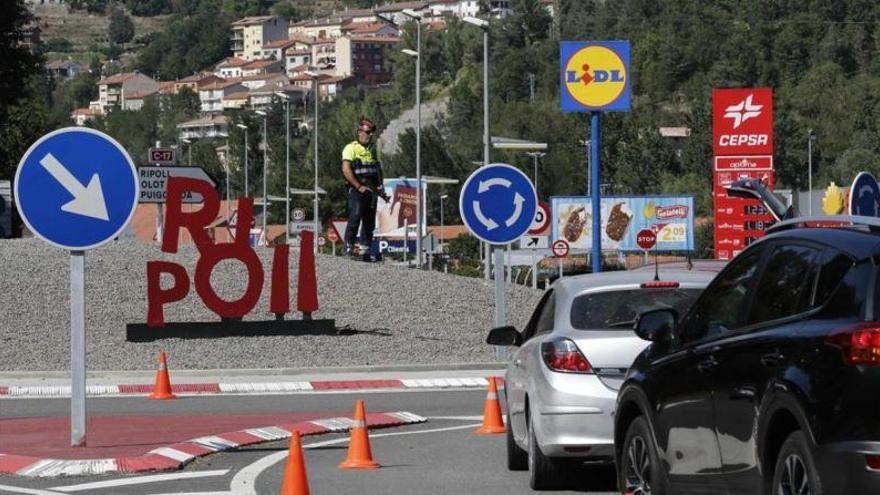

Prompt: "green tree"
[0,0,46,181]
[108,8,135,45]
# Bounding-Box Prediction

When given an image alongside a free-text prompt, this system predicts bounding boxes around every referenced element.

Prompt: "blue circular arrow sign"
[849,171,880,217]
[460,163,537,245]
[14,127,139,250]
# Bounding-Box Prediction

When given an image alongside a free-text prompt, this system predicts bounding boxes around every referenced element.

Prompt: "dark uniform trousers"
[344,186,377,254]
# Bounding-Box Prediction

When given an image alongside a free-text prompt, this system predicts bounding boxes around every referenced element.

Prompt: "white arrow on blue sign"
[460,163,537,245]
[849,171,880,217]
[14,127,139,250]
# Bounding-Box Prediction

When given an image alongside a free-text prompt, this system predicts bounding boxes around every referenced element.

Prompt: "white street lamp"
[464,16,491,281]
[525,151,546,195]
[181,138,192,167]
[440,193,448,250]
[236,124,248,197]
[304,70,321,253]
[808,129,817,215]
[402,8,424,269]
[255,110,267,244]
[276,91,291,242]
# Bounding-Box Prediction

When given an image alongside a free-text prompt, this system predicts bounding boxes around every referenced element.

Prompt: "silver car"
[487,269,717,490]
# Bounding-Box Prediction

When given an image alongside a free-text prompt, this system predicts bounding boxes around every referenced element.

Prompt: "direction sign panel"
[636,229,657,250]
[528,201,551,235]
[15,127,139,250]
[149,147,175,165]
[138,166,215,203]
[519,235,548,250]
[460,163,537,245]
[552,239,570,257]
[849,172,880,217]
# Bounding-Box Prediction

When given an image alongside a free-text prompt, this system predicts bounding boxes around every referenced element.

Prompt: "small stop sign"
[636,229,657,250]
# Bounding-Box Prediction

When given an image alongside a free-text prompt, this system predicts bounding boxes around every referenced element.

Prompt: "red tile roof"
[98,72,138,85]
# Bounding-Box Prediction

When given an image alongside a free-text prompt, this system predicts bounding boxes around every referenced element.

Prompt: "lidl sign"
[560,41,631,112]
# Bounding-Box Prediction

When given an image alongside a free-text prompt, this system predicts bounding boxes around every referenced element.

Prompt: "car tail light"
[640,281,680,289]
[826,323,880,366]
[867,455,880,471]
[541,338,593,374]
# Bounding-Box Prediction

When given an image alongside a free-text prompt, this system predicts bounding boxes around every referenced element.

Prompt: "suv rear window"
[570,288,702,330]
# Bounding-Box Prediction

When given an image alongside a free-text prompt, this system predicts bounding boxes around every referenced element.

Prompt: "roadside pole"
[70,250,86,446]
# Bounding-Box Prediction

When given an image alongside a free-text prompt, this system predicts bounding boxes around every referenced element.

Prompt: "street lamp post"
[181,138,192,167]
[525,151,545,195]
[276,92,291,242]
[305,70,320,254]
[255,110,267,245]
[236,124,248,197]
[808,129,816,215]
[402,8,424,269]
[464,16,491,281]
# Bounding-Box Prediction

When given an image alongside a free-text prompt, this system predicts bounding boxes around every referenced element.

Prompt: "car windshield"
[570,288,703,330]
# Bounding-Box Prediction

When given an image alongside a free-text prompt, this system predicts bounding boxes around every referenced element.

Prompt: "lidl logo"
[560,41,631,112]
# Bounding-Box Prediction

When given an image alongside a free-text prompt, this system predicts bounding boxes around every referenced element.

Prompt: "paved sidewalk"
[0,365,505,398]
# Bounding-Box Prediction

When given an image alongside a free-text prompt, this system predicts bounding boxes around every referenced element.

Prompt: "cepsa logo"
[713,88,774,155]
[560,41,631,112]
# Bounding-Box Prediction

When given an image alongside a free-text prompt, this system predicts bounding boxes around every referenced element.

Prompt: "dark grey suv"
[615,216,880,494]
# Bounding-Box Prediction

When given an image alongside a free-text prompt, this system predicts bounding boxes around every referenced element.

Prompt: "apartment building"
[199,80,248,113]
[230,16,288,61]
[335,35,399,86]
[177,115,230,141]
[289,16,347,40]
[214,57,249,78]
[97,72,159,114]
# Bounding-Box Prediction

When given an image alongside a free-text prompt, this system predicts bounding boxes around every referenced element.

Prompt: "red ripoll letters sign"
[146,177,293,327]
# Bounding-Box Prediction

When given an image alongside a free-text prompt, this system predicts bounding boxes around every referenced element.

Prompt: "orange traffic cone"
[280,430,310,495]
[148,350,176,400]
[475,377,506,434]
[338,400,380,469]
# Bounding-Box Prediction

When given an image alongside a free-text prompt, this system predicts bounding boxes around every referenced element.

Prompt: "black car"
[615,216,880,495]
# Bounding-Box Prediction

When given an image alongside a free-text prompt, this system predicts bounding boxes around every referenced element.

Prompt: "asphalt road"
[0,389,618,495]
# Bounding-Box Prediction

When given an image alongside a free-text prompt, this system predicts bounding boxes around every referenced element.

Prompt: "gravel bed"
[0,239,543,371]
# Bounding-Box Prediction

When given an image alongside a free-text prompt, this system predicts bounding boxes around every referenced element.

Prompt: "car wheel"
[506,412,528,471]
[619,416,664,495]
[772,431,823,495]
[527,410,567,489]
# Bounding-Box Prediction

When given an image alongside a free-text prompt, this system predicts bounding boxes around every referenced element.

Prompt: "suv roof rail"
[767,215,880,234]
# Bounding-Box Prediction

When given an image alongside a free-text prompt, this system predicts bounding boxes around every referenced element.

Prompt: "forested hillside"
[5,0,880,230]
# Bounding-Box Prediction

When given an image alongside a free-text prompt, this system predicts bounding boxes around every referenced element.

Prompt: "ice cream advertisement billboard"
[551,196,694,252]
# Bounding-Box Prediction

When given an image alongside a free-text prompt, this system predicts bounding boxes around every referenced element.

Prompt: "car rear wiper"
[606,319,636,328]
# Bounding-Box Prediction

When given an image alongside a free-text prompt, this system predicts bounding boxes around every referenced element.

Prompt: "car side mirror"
[635,309,677,342]
[486,326,522,346]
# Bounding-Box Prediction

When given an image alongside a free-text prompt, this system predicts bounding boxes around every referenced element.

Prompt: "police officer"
[342,117,386,261]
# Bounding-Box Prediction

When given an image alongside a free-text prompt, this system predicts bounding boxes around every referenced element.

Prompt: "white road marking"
[149,423,482,495]
[428,415,486,421]
[48,470,229,492]
[0,485,64,495]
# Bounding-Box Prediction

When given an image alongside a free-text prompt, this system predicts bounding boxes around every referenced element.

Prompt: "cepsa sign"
[560,41,631,112]
[713,88,774,156]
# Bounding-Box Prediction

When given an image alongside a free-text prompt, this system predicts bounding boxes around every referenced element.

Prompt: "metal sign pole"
[494,246,506,359]
[590,112,602,273]
[70,250,86,447]
[531,250,537,289]
[156,204,163,244]
[558,256,563,280]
